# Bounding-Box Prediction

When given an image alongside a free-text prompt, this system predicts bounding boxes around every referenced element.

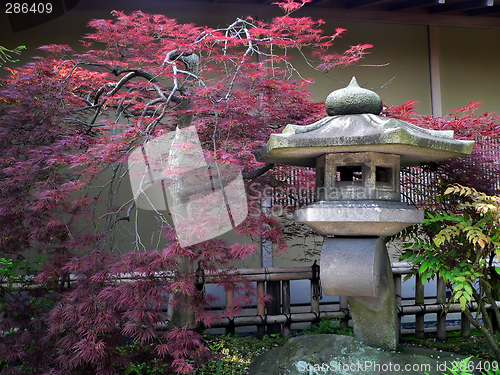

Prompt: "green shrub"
[302,316,353,336]
[116,333,287,375]
[193,334,287,375]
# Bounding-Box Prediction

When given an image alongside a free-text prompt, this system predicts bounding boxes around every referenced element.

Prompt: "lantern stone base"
[348,275,398,351]
[321,237,398,351]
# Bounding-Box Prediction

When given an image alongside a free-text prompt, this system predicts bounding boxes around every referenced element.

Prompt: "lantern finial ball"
[325,77,383,116]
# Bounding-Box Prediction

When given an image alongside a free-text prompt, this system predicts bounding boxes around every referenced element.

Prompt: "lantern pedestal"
[321,237,398,350]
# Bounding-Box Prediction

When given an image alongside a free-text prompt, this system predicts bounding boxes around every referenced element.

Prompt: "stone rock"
[249,334,480,375]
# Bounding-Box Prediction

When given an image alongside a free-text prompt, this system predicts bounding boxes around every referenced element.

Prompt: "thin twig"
[116,201,136,222]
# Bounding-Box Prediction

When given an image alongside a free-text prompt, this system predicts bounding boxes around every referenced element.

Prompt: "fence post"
[461,311,470,338]
[415,274,425,339]
[195,266,205,332]
[266,280,281,334]
[225,288,235,335]
[311,261,321,326]
[282,280,291,338]
[394,274,402,339]
[257,280,266,339]
[339,296,349,327]
[436,277,446,341]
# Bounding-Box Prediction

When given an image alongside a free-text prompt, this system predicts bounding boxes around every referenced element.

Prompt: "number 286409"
[5,3,53,14]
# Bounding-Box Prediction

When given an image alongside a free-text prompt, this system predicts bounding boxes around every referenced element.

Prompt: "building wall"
[293,21,433,114]
[439,26,500,115]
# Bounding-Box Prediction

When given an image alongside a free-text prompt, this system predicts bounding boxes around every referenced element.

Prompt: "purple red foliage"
[0,3,371,374]
[385,100,500,203]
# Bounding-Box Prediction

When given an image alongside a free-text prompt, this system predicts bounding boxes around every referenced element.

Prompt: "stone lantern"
[256,78,474,350]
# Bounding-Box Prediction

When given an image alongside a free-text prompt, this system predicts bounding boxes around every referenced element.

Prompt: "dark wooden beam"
[468,3,500,15]
[388,0,444,11]
[310,0,335,5]
[70,0,500,29]
[429,0,493,13]
[346,0,393,9]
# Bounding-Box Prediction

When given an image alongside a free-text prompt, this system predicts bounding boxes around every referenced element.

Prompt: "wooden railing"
[4,262,497,340]
[203,263,325,338]
[203,262,498,340]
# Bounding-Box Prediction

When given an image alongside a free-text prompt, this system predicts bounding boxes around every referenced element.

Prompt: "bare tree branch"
[116,201,136,222]
[243,163,275,179]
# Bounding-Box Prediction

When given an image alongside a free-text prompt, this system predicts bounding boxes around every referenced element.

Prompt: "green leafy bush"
[302,316,353,336]
[401,184,500,362]
[115,334,287,375]
[0,45,25,66]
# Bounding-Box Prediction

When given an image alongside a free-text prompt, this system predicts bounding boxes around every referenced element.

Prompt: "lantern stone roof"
[256,77,474,168]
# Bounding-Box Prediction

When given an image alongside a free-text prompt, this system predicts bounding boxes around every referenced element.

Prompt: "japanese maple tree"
[0,1,372,373]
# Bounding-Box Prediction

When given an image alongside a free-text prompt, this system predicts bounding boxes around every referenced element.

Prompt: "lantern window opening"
[336,165,363,186]
[375,166,393,188]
